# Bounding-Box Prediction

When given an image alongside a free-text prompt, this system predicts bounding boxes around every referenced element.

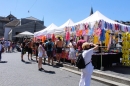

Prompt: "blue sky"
[0,0,130,27]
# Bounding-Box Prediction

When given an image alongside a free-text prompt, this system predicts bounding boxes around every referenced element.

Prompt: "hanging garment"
[85,23,89,30]
[88,28,94,36]
[105,22,107,29]
[94,28,101,37]
[110,23,113,30]
[100,29,105,42]
[93,35,99,44]
[105,30,110,48]
[80,24,84,30]
[66,31,70,41]
[52,34,55,42]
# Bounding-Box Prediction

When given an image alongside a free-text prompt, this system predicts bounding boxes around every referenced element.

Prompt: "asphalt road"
[0,52,109,86]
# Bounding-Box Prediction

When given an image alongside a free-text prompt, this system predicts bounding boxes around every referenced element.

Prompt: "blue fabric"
[88,28,94,36]
[45,41,54,51]
[100,29,105,42]
[105,22,107,28]
[110,23,113,30]
[72,26,75,32]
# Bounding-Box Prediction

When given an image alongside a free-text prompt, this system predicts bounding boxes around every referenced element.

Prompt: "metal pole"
[100,44,104,70]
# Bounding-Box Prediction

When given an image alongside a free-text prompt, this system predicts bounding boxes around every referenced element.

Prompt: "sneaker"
[21,59,25,62]
[38,68,42,71]
[40,68,44,70]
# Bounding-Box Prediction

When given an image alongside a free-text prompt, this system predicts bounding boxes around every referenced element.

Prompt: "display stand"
[100,46,107,70]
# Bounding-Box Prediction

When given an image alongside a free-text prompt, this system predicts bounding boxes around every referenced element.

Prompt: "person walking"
[45,38,54,65]
[38,42,45,71]
[55,37,63,63]
[79,42,98,86]
[0,42,4,61]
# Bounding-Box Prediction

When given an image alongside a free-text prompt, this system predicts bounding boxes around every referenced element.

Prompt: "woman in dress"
[68,39,77,65]
[79,42,98,86]
[38,42,45,71]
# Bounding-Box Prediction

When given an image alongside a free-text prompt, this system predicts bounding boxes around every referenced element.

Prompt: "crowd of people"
[0,36,98,86]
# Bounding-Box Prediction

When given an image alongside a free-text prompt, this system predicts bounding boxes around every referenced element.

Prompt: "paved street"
[0,52,109,86]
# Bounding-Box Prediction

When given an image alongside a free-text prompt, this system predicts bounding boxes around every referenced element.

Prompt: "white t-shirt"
[82,48,94,64]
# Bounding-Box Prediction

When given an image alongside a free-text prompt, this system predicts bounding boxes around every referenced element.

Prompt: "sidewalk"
[40,56,130,85]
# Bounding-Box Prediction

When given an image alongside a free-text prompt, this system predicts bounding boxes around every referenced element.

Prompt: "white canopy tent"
[73,11,130,29]
[47,19,74,35]
[34,23,58,37]
[14,31,34,37]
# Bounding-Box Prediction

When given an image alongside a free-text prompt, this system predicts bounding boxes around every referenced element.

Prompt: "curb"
[62,63,130,86]
[61,67,129,86]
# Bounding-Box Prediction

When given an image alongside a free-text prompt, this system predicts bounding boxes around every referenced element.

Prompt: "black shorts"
[56,47,62,53]
[47,51,53,58]
[21,48,26,55]
[28,48,32,54]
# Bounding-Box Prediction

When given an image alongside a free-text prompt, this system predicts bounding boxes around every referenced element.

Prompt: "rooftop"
[5,19,20,27]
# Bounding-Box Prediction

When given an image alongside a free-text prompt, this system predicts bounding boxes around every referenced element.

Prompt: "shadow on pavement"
[104,66,130,75]
[0,61,8,63]
[42,70,55,74]
[22,61,32,64]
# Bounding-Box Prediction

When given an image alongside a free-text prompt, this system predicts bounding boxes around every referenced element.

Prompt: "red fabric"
[52,34,55,42]
[115,24,119,30]
[66,31,70,41]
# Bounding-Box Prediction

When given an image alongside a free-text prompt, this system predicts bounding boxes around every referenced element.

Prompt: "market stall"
[34,11,130,68]
[60,11,130,69]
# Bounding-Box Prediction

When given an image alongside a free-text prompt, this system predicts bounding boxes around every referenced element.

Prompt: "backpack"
[76,52,86,69]
[47,42,52,50]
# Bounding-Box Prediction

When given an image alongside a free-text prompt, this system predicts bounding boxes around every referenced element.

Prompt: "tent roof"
[34,23,58,37]
[74,11,130,27]
[46,23,58,30]
[83,11,117,24]
[59,19,74,28]
[14,31,34,37]
[19,31,34,35]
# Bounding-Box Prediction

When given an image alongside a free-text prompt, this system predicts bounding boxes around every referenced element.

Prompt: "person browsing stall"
[55,37,63,63]
[45,38,54,65]
[77,36,86,52]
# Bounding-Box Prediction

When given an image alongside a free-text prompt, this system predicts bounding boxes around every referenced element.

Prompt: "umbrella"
[14,31,34,38]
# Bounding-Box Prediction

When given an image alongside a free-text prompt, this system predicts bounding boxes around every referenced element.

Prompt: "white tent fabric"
[34,23,58,37]
[73,11,130,29]
[47,19,74,35]
[14,31,34,37]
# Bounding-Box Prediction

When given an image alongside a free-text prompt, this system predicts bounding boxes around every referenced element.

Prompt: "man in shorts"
[27,41,33,60]
[21,39,27,62]
[45,38,54,65]
[55,37,63,63]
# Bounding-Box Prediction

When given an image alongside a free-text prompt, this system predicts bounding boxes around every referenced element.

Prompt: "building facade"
[2,14,46,41]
